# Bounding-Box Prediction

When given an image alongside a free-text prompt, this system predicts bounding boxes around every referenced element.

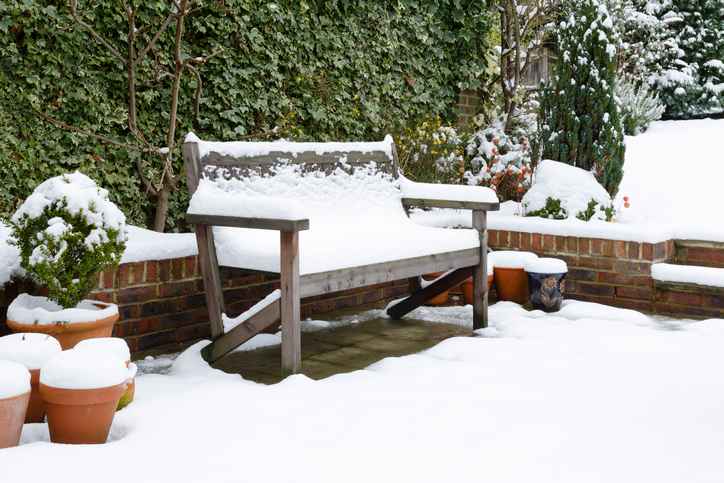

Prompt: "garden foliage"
[538,0,626,195]
[0,0,492,229]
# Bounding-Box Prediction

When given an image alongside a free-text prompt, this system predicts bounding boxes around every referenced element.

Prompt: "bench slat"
[300,248,480,298]
[401,197,500,211]
[187,213,310,232]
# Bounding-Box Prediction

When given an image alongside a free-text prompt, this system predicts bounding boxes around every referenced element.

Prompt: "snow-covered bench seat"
[183,134,499,373]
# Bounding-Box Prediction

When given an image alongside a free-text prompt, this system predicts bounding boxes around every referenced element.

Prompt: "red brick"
[543,235,555,253]
[614,241,626,258]
[184,256,197,278]
[532,233,543,252]
[566,237,578,253]
[145,261,159,282]
[616,286,653,300]
[118,264,133,288]
[658,290,702,306]
[568,268,597,282]
[118,285,158,304]
[627,242,640,260]
[488,230,499,247]
[159,280,199,298]
[597,272,652,287]
[119,304,141,320]
[579,257,614,271]
[601,240,614,257]
[171,258,185,280]
[89,291,115,304]
[555,236,567,252]
[578,238,590,255]
[642,243,654,261]
[613,260,651,274]
[577,282,615,297]
[653,242,667,261]
[520,233,532,250]
[159,260,172,282]
[508,231,518,249]
[591,239,603,255]
[615,298,654,313]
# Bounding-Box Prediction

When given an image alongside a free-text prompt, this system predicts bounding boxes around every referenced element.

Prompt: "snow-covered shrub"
[523,160,615,221]
[539,0,626,195]
[616,77,665,135]
[463,117,533,202]
[395,117,465,185]
[10,172,127,308]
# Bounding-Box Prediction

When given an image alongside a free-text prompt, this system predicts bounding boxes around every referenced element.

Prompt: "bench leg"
[280,230,301,375]
[472,210,488,330]
[196,224,226,340]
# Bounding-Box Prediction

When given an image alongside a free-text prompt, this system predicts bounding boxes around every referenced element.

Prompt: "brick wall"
[489,229,723,319]
[675,240,724,268]
[0,256,409,355]
[457,89,481,126]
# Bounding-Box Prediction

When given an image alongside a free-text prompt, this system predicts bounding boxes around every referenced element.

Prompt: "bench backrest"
[183,134,407,226]
[184,133,399,193]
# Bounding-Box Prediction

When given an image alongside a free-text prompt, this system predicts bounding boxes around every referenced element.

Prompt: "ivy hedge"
[0,0,492,230]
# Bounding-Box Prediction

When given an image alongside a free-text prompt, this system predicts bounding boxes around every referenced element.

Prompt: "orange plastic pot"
[7,308,118,351]
[421,272,449,306]
[461,275,495,305]
[494,267,529,304]
[40,382,126,444]
[0,391,30,449]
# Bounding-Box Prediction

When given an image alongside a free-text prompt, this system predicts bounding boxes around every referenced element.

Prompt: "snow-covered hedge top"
[41,349,135,390]
[522,160,612,220]
[10,172,127,308]
[75,337,131,363]
[186,132,394,161]
[0,333,62,370]
[12,172,126,232]
[524,257,568,274]
[491,250,538,269]
[7,294,118,326]
[400,176,498,204]
[0,360,31,399]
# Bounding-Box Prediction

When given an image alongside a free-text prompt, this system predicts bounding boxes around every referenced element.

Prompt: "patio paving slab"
[212,312,471,384]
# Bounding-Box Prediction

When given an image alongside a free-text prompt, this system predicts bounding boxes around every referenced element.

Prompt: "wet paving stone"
[212,311,471,384]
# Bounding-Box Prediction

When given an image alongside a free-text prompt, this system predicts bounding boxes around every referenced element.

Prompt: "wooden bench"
[183,134,499,375]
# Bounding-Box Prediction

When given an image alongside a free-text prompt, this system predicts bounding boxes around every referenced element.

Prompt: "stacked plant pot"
[6,294,119,351]
[75,337,135,410]
[0,360,31,449]
[0,333,62,423]
[492,251,539,304]
[40,349,136,444]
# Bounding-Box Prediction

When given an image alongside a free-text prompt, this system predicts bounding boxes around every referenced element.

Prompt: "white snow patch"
[0,333,62,371]
[0,360,30,399]
[40,349,133,390]
[490,250,538,269]
[7,294,118,326]
[524,257,568,274]
[120,226,197,263]
[400,175,498,204]
[75,337,131,363]
[651,263,724,288]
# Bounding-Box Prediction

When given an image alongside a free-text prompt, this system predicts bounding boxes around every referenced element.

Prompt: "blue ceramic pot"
[526,272,566,312]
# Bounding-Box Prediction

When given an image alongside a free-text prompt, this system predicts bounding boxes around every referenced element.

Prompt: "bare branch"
[134,11,177,67]
[68,0,127,65]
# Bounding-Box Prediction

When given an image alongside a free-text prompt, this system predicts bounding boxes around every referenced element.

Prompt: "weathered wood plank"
[300,248,480,298]
[187,213,310,232]
[202,150,392,168]
[280,231,301,375]
[401,197,500,211]
[195,224,225,338]
[387,267,474,320]
[472,210,488,330]
[183,141,202,193]
[200,299,281,363]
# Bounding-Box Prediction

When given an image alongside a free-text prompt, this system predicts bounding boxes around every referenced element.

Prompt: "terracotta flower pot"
[421,272,449,306]
[40,383,127,444]
[461,274,495,305]
[75,338,135,410]
[26,369,45,423]
[7,296,119,350]
[494,267,530,304]
[0,391,31,449]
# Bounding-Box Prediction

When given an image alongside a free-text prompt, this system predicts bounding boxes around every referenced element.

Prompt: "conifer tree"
[539,0,625,195]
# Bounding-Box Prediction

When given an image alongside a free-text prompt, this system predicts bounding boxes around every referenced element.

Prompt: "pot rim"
[6,312,119,334]
[39,382,127,406]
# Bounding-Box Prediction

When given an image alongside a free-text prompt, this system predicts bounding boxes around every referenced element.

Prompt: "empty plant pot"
[40,349,135,444]
[524,258,568,312]
[75,337,135,410]
[421,272,449,306]
[0,333,62,423]
[492,251,539,305]
[0,360,31,449]
[6,294,119,350]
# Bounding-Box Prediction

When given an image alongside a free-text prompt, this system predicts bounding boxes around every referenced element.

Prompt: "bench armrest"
[186,213,309,232]
[400,178,500,211]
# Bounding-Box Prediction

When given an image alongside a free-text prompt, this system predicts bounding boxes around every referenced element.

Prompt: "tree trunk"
[153,188,170,232]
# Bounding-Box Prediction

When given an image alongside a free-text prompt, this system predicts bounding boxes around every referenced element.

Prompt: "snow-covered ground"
[3,301,724,483]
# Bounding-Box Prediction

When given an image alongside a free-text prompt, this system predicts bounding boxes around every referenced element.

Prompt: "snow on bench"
[183,133,499,372]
